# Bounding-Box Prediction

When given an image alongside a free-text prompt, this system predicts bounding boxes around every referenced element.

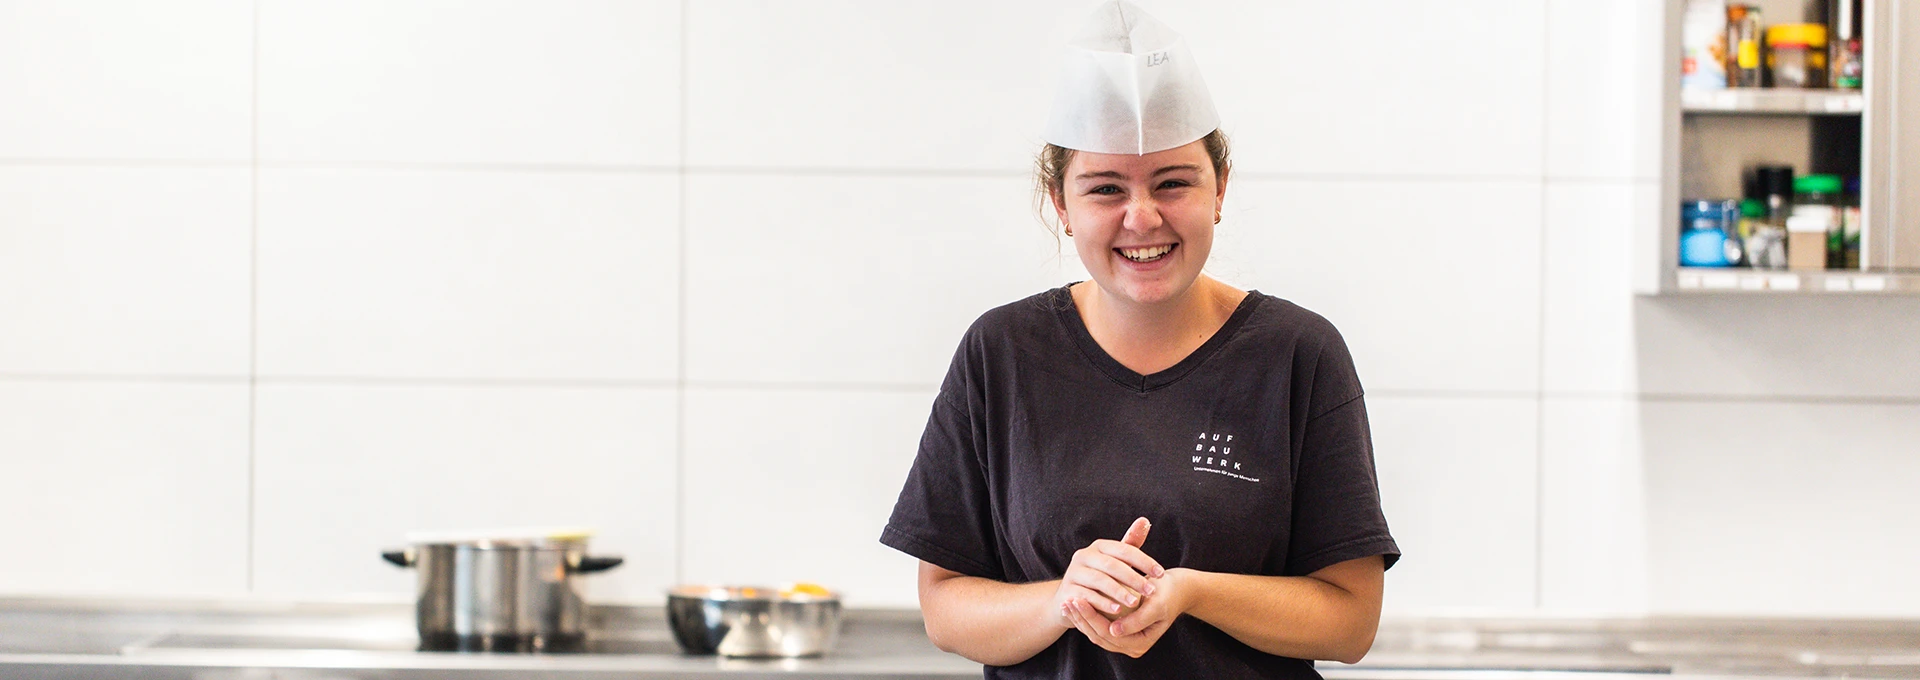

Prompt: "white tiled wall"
[0,382,250,596]
[3,0,1918,618]
[1543,181,1655,395]
[1539,397,1647,613]
[683,173,1081,386]
[251,384,678,602]
[1371,397,1540,613]
[1630,295,1920,399]
[1174,1,1548,179]
[680,387,932,607]
[0,1,253,161]
[0,168,252,376]
[1215,179,1544,394]
[1643,400,1920,616]
[255,168,681,381]
[685,1,1075,171]
[257,0,683,166]
[1545,0,1665,181]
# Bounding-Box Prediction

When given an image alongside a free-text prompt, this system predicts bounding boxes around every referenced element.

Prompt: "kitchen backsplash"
[2,0,1918,617]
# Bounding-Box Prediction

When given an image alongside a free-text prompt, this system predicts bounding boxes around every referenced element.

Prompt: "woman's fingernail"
[1143,583,1156,596]
[1126,595,1138,606]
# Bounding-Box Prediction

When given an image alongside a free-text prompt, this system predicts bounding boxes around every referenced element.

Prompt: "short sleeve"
[1284,333,1400,577]
[879,340,1006,580]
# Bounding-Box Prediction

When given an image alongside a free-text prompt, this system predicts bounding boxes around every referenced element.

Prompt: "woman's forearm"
[1177,567,1382,664]
[920,574,1067,666]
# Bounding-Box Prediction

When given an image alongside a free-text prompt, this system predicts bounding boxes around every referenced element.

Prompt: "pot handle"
[572,556,624,574]
[381,549,413,568]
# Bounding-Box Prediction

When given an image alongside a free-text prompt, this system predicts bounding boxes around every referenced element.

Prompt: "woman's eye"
[1158,179,1191,190]
[1089,185,1122,195]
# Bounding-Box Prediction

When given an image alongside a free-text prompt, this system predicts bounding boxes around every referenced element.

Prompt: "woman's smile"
[1117,243,1177,263]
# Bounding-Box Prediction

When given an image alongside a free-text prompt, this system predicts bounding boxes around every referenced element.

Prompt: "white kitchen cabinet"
[1647,0,1920,293]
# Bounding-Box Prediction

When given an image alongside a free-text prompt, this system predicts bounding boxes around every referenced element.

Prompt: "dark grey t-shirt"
[881,286,1399,679]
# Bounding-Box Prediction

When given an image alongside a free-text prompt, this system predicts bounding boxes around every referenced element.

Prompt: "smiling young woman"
[1046,132,1241,376]
[878,3,1398,678]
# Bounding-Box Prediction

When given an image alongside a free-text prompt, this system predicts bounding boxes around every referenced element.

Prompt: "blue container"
[1680,200,1736,267]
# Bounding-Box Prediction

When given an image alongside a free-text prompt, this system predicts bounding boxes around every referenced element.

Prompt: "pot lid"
[404,526,595,548]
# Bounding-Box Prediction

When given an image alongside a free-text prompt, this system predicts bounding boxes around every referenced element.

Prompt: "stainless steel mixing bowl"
[666,584,842,657]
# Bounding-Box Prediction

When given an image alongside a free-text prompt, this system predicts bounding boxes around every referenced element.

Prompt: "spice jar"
[1790,175,1841,271]
[1742,198,1788,269]
[1767,24,1828,88]
[1682,0,1731,90]
[1794,173,1841,208]
[1786,214,1829,271]
[1726,5,1765,87]
[1750,165,1795,231]
[1681,200,1737,267]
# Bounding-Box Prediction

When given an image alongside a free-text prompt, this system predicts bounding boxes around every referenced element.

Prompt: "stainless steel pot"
[381,532,622,652]
[666,584,842,657]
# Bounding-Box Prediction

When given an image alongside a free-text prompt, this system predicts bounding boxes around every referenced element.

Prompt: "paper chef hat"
[1041,1,1221,155]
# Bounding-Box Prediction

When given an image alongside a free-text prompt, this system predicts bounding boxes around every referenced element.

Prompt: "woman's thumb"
[1121,517,1151,548]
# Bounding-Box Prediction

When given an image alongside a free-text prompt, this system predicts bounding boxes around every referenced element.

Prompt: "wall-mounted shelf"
[1645,0,1920,296]
[1674,267,1920,293]
[1681,89,1865,115]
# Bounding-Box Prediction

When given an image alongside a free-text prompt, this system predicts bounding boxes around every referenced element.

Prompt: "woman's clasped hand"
[1052,517,1184,658]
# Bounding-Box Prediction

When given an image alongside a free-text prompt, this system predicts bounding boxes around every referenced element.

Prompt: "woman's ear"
[1050,188,1069,224]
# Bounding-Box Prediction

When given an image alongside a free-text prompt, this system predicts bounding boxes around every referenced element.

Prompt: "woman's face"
[1055,139,1226,308]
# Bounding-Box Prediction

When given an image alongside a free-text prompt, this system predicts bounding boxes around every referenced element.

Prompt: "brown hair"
[1033,129,1233,236]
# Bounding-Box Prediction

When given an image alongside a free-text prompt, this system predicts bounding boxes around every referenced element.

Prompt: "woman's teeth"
[1119,244,1175,262]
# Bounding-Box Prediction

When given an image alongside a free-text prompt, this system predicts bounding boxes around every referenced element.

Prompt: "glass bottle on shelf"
[1830,0,1864,90]
[1739,198,1786,269]
[1840,177,1862,269]
[1754,165,1795,225]
[1726,5,1765,87]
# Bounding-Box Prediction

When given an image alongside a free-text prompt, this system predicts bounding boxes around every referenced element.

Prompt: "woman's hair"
[1032,128,1233,237]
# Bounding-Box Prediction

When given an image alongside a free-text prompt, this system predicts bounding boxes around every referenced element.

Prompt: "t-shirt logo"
[1192,431,1259,483]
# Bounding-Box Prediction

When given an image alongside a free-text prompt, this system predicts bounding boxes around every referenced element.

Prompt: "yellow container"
[1767,23,1829,87]
[1766,23,1828,47]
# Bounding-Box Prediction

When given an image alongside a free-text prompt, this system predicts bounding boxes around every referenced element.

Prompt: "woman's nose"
[1122,197,1163,232]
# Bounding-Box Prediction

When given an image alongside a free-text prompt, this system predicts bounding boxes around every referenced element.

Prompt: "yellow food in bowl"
[780,582,832,598]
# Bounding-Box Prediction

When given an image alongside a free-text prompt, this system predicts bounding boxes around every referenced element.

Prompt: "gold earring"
[1064,223,1073,237]
[1214,211,1222,224]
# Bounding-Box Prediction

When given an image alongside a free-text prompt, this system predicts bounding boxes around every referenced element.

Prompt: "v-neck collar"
[1052,284,1264,393]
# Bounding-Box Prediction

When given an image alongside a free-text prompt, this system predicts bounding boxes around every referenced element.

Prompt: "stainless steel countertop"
[3,598,1919,679]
